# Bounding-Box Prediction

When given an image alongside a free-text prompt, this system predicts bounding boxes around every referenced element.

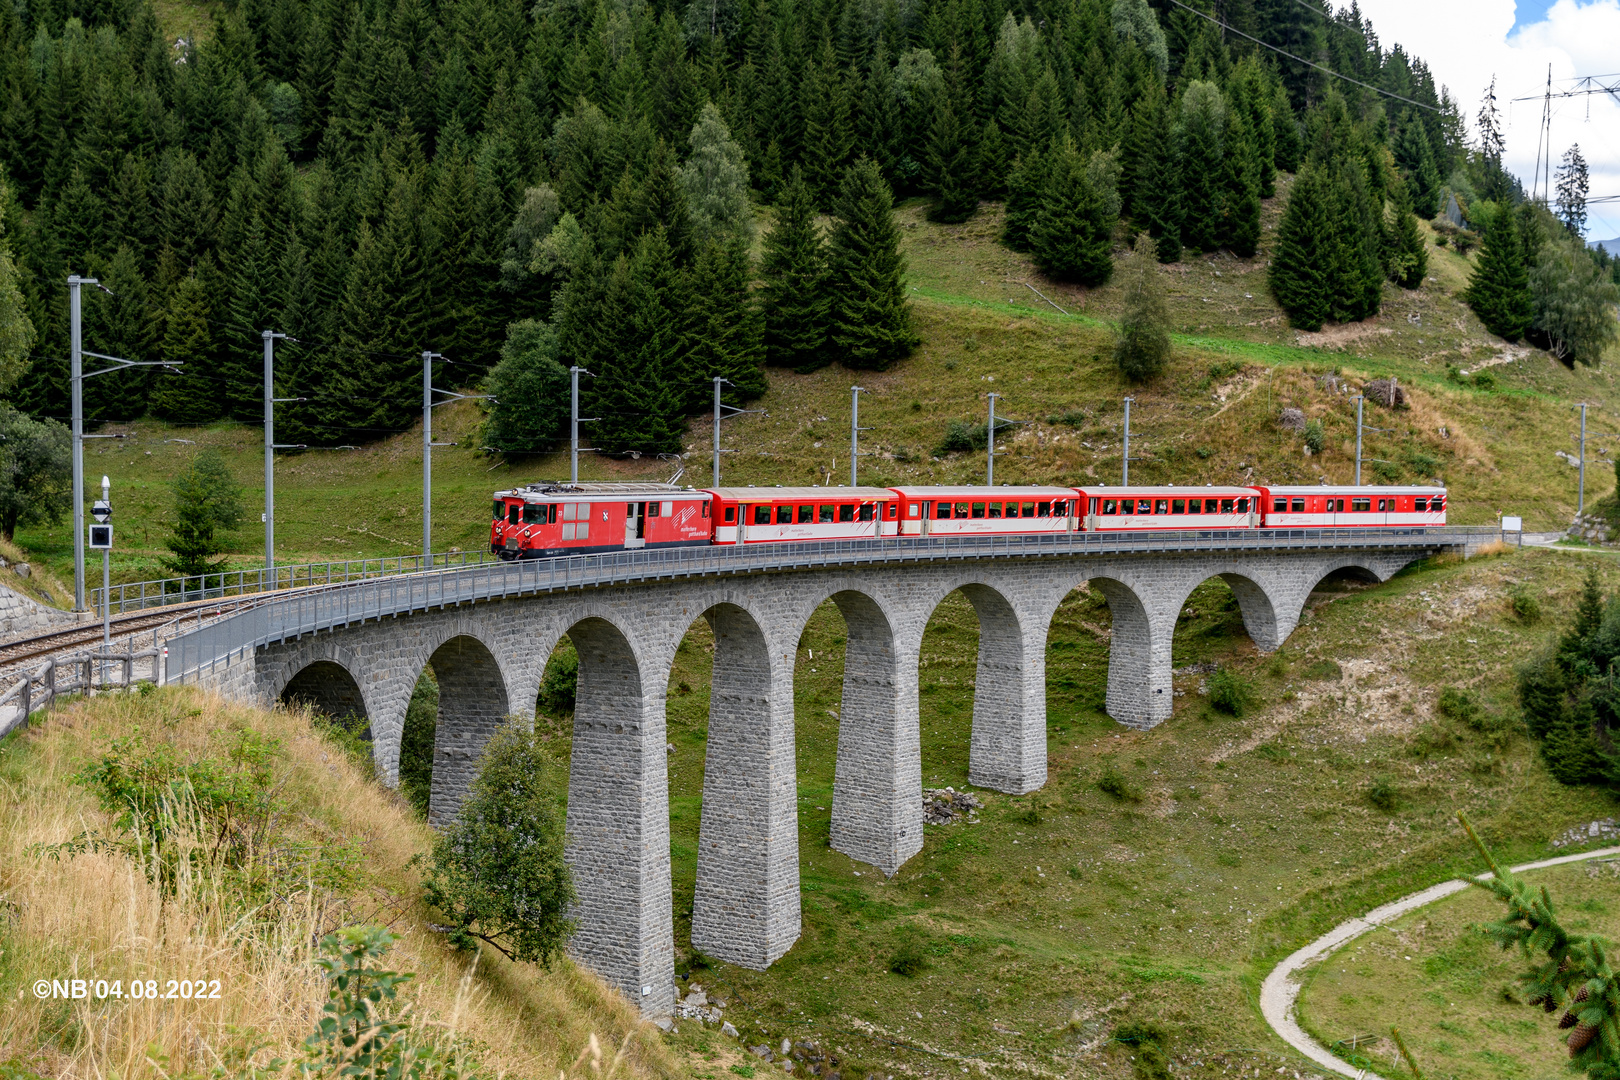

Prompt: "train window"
[508,504,521,525]
[970,502,985,518]
[777,506,793,524]
[702,501,711,518]
[1056,501,1070,516]
[1377,499,1387,512]
[1219,499,1234,513]
[1042,501,1055,517]
[886,503,898,518]
[1272,498,1286,512]
[1352,498,1371,512]
[1004,502,1018,518]
[647,501,660,517]
[955,502,970,517]
[797,505,813,523]
[522,504,543,524]
[859,504,875,521]
[1237,498,1249,513]
[1155,499,1169,514]
[988,502,1001,519]
[1102,499,1117,514]
[1413,498,1428,511]
[724,506,736,523]
[1434,497,1444,511]
[909,504,922,518]
[753,505,770,525]
[1022,502,1036,517]
[492,501,504,520]
[839,504,855,523]
[1131,499,1146,514]
[936,503,951,519]
[821,505,835,523]
[1292,498,1305,512]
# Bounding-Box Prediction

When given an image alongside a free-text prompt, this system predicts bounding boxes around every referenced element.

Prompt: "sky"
[1352,0,1620,243]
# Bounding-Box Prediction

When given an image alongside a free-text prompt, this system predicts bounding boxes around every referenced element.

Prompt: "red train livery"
[490,482,1448,559]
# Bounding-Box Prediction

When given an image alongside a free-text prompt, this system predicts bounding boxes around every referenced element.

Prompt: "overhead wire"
[1162,0,1442,114]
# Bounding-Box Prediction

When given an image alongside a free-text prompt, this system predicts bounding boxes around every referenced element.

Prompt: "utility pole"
[709,377,760,487]
[569,366,595,484]
[69,275,89,610]
[423,351,492,567]
[850,386,867,487]
[70,274,175,611]
[1122,397,1133,485]
[261,330,303,574]
[1571,406,1620,521]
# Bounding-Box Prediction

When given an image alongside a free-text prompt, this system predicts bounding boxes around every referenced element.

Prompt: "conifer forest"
[0,0,1613,455]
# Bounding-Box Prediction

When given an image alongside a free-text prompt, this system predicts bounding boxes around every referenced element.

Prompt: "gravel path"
[1259,844,1620,1079]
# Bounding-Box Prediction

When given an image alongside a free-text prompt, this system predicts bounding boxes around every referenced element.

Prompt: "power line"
[1163,0,1442,113]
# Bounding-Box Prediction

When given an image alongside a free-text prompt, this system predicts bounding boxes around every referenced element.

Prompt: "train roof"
[706,486,896,501]
[1256,485,1447,494]
[1074,485,1258,494]
[888,485,1078,497]
[498,482,701,500]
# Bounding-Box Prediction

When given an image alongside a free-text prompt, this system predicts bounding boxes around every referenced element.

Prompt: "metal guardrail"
[165,526,1497,685]
[0,647,163,740]
[89,551,498,616]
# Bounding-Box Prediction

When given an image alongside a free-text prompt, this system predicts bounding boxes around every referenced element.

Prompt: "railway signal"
[89,476,112,669]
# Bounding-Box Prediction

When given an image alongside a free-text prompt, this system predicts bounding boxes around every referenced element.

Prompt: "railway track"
[0,598,257,671]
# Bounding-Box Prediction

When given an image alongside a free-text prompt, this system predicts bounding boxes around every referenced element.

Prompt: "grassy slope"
[0,686,680,1080]
[23,184,1620,595]
[582,544,1615,1079]
[1297,859,1620,1079]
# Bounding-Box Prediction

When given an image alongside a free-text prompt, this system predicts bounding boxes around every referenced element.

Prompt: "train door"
[919,501,932,536]
[625,502,647,549]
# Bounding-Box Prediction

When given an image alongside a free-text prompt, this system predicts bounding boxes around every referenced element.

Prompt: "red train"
[490,482,1446,559]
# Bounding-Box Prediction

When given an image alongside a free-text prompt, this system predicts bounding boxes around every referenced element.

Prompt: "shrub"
[1047,408,1089,428]
[1301,658,1342,680]
[1114,234,1172,382]
[1437,687,1480,724]
[538,643,579,714]
[1112,1021,1172,1080]
[1303,419,1325,454]
[1473,370,1497,391]
[1207,668,1255,717]
[1365,775,1401,812]
[1096,766,1143,802]
[423,719,575,965]
[889,940,929,977]
[1509,586,1542,623]
[936,419,989,454]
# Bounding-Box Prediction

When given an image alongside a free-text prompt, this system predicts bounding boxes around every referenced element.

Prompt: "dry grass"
[0,535,75,611]
[0,686,682,1080]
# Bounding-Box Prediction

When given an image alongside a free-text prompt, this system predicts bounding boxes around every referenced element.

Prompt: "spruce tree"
[1002,147,1049,252]
[1030,138,1115,287]
[759,167,831,372]
[925,46,978,224]
[1173,81,1227,255]
[824,157,919,370]
[1465,206,1534,342]
[683,237,766,407]
[150,274,219,424]
[1325,156,1385,324]
[1219,107,1261,258]
[0,170,35,395]
[590,228,686,455]
[1268,160,1334,330]
[1270,81,1302,173]
[800,40,855,207]
[1393,113,1441,219]
[1384,185,1428,290]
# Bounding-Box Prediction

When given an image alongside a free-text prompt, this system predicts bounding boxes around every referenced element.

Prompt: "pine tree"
[1465,206,1534,342]
[925,45,979,224]
[150,274,219,425]
[1324,156,1385,324]
[1219,106,1261,258]
[1268,159,1334,331]
[800,40,855,207]
[1030,137,1115,287]
[1393,113,1441,218]
[759,168,831,372]
[1270,81,1302,173]
[824,157,919,370]
[1114,234,1172,381]
[1384,185,1428,290]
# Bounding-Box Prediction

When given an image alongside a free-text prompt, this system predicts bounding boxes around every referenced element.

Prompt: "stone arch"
[278,659,369,730]
[825,589,921,876]
[1165,571,1287,654]
[559,614,674,1017]
[423,634,512,828]
[916,580,1047,795]
[689,602,800,969]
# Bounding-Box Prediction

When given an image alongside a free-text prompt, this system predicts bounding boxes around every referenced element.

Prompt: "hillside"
[15,187,1620,591]
[0,687,680,1079]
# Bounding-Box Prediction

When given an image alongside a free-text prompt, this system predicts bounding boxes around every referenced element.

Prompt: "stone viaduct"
[168,528,1480,1015]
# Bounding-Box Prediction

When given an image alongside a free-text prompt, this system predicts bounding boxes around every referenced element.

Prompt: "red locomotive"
[491,481,1447,559]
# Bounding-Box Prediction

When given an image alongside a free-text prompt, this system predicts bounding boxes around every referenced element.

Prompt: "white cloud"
[1352,0,1620,239]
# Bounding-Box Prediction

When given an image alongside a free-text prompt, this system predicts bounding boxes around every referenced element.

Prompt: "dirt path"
[1258,844,1620,1079]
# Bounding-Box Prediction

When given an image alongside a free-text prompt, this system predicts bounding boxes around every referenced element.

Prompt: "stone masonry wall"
[174,544,1435,1015]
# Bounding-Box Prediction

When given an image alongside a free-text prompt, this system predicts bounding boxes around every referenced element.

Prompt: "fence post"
[21,676,30,723]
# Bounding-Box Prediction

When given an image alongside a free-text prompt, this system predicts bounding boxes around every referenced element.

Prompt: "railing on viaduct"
[165,525,1498,684]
